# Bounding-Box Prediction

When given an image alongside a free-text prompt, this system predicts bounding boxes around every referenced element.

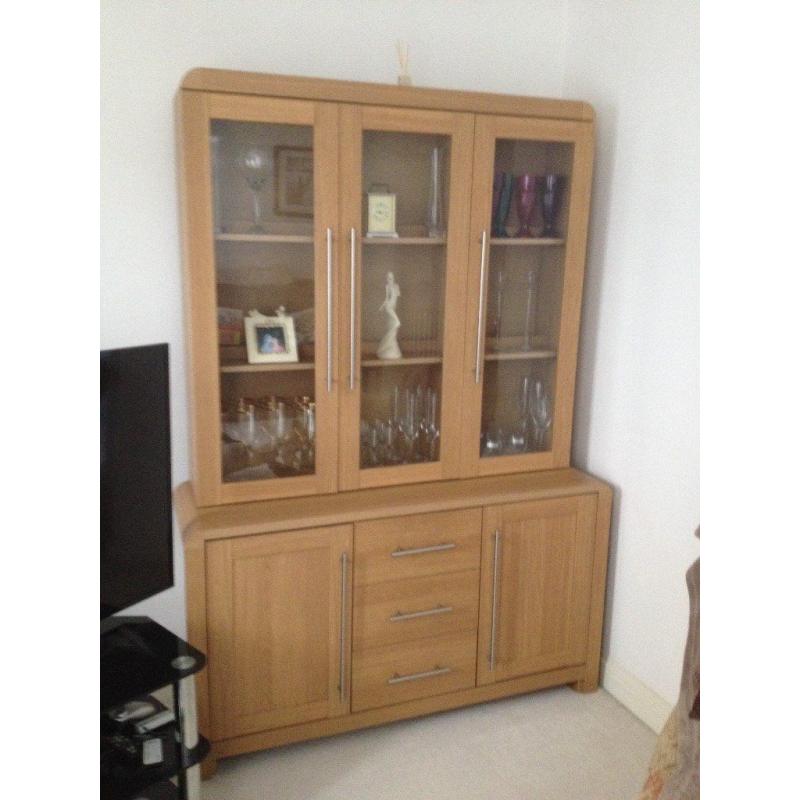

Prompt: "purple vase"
[514,174,540,237]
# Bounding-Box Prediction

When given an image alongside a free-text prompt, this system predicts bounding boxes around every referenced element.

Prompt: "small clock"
[366,187,398,238]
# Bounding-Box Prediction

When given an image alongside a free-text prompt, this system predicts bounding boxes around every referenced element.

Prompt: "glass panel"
[480,138,573,459]
[210,120,318,483]
[359,131,450,469]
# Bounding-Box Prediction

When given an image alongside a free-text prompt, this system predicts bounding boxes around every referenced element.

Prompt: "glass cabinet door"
[461,116,593,476]
[181,94,339,504]
[337,106,473,490]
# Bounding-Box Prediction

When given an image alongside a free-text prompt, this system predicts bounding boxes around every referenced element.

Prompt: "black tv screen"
[101,343,173,619]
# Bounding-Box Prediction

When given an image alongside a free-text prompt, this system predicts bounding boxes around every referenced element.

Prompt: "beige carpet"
[202,687,655,800]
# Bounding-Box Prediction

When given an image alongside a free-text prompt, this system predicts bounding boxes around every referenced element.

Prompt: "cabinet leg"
[571,676,599,693]
[201,753,218,780]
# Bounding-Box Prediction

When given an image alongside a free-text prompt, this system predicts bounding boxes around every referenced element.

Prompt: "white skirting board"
[601,658,673,733]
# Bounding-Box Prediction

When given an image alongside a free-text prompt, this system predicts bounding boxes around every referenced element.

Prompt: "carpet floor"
[201,687,655,799]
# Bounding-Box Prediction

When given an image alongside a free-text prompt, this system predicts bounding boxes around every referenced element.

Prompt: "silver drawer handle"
[389,605,453,623]
[391,542,456,558]
[388,665,452,685]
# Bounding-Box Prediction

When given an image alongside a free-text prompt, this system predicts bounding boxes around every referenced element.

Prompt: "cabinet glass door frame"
[179,92,340,506]
[337,104,474,491]
[460,115,594,477]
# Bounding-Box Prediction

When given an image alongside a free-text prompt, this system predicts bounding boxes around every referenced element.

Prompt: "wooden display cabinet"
[179,71,593,507]
[176,69,607,778]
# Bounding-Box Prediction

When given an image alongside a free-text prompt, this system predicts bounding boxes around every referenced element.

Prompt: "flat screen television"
[101,343,173,620]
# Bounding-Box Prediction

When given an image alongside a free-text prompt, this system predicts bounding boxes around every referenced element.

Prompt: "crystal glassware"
[427,146,445,238]
[491,171,503,228]
[482,423,506,457]
[514,174,540,237]
[540,174,564,238]
[529,380,553,449]
[522,268,537,350]
[492,172,513,237]
[238,147,271,233]
[488,267,504,342]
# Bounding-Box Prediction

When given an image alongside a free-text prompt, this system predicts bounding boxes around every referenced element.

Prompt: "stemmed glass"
[238,147,271,233]
[419,387,440,461]
[541,174,564,238]
[399,389,420,462]
[509,376,532,453]
[514,174,540,237]
[529,380,553,449]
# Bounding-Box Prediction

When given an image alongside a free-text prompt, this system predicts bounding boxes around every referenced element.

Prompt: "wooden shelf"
[485,350,557,361]
[215,233,313,244]
[490,237,564,246]
[362,237,446,246]
[361,355,443,367]
[220,361,315,373]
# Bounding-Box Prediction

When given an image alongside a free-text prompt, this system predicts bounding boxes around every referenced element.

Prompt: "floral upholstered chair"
[637,533,699,800]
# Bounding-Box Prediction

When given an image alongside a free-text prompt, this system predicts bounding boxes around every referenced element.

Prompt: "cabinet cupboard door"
[337,105,474,490]
[477,496,596,685]
[179,92,340,506]
[206,525,352,739]
[461,115,594,477]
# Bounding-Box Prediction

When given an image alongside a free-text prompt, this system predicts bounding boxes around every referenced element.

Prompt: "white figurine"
[377,272,402,359]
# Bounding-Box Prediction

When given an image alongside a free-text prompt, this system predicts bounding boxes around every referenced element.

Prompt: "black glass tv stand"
[101,616,209,800]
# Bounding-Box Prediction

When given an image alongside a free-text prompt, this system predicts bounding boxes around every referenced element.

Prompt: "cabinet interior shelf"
[485,350,557,361]
[215,233,313,243]
[220,361,315,373]
[490,237,564,246]
[361,355,443,367]
[362,237,446,246]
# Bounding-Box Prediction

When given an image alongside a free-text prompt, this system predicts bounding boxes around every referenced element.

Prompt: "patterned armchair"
[638,536,699,800]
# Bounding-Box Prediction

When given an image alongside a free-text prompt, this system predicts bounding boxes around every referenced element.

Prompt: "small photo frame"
[274,146,313,217]
[244,315,299,364]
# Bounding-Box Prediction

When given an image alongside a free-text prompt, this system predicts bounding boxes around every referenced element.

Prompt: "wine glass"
[493,172,513,237]
[482,423,506,457]
[238,147,271,233]
[540,174,564,238]
[530,380,553,449]
[509,376,532,453]
[514,174,540,237]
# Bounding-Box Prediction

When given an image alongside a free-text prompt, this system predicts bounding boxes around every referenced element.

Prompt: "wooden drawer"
[352,632,477,712]
[354,508,482,586]
[353,569,479,650]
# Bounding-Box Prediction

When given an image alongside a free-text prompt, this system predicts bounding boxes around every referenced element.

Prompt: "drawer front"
[354,508,482,586]
[352,632,477,712]
[353,570,479,650]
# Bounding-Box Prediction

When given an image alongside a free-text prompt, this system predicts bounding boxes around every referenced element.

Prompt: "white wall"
[101,0,699,725]
[100,0,568,635]
[563,0,700,719]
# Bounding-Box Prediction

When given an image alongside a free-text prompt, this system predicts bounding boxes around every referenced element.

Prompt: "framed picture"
[244,313,299,364]
[274,146,313,217]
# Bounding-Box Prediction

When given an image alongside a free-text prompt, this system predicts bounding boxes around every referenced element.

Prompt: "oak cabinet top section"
[180,69,594,123]
[176,468,610,545]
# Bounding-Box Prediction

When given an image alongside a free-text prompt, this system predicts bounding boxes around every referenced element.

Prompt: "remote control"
[108,699,157,723]
[134,709,175,733]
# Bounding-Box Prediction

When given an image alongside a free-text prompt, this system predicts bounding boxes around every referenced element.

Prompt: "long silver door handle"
[339,551,348,702]
[391,542,456,558]
[388,666,452,685]
[326,227,333,393]
[389,605,453,623]
[475,230,488,384]
[489,529,501,671]
[349,227,357,391]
